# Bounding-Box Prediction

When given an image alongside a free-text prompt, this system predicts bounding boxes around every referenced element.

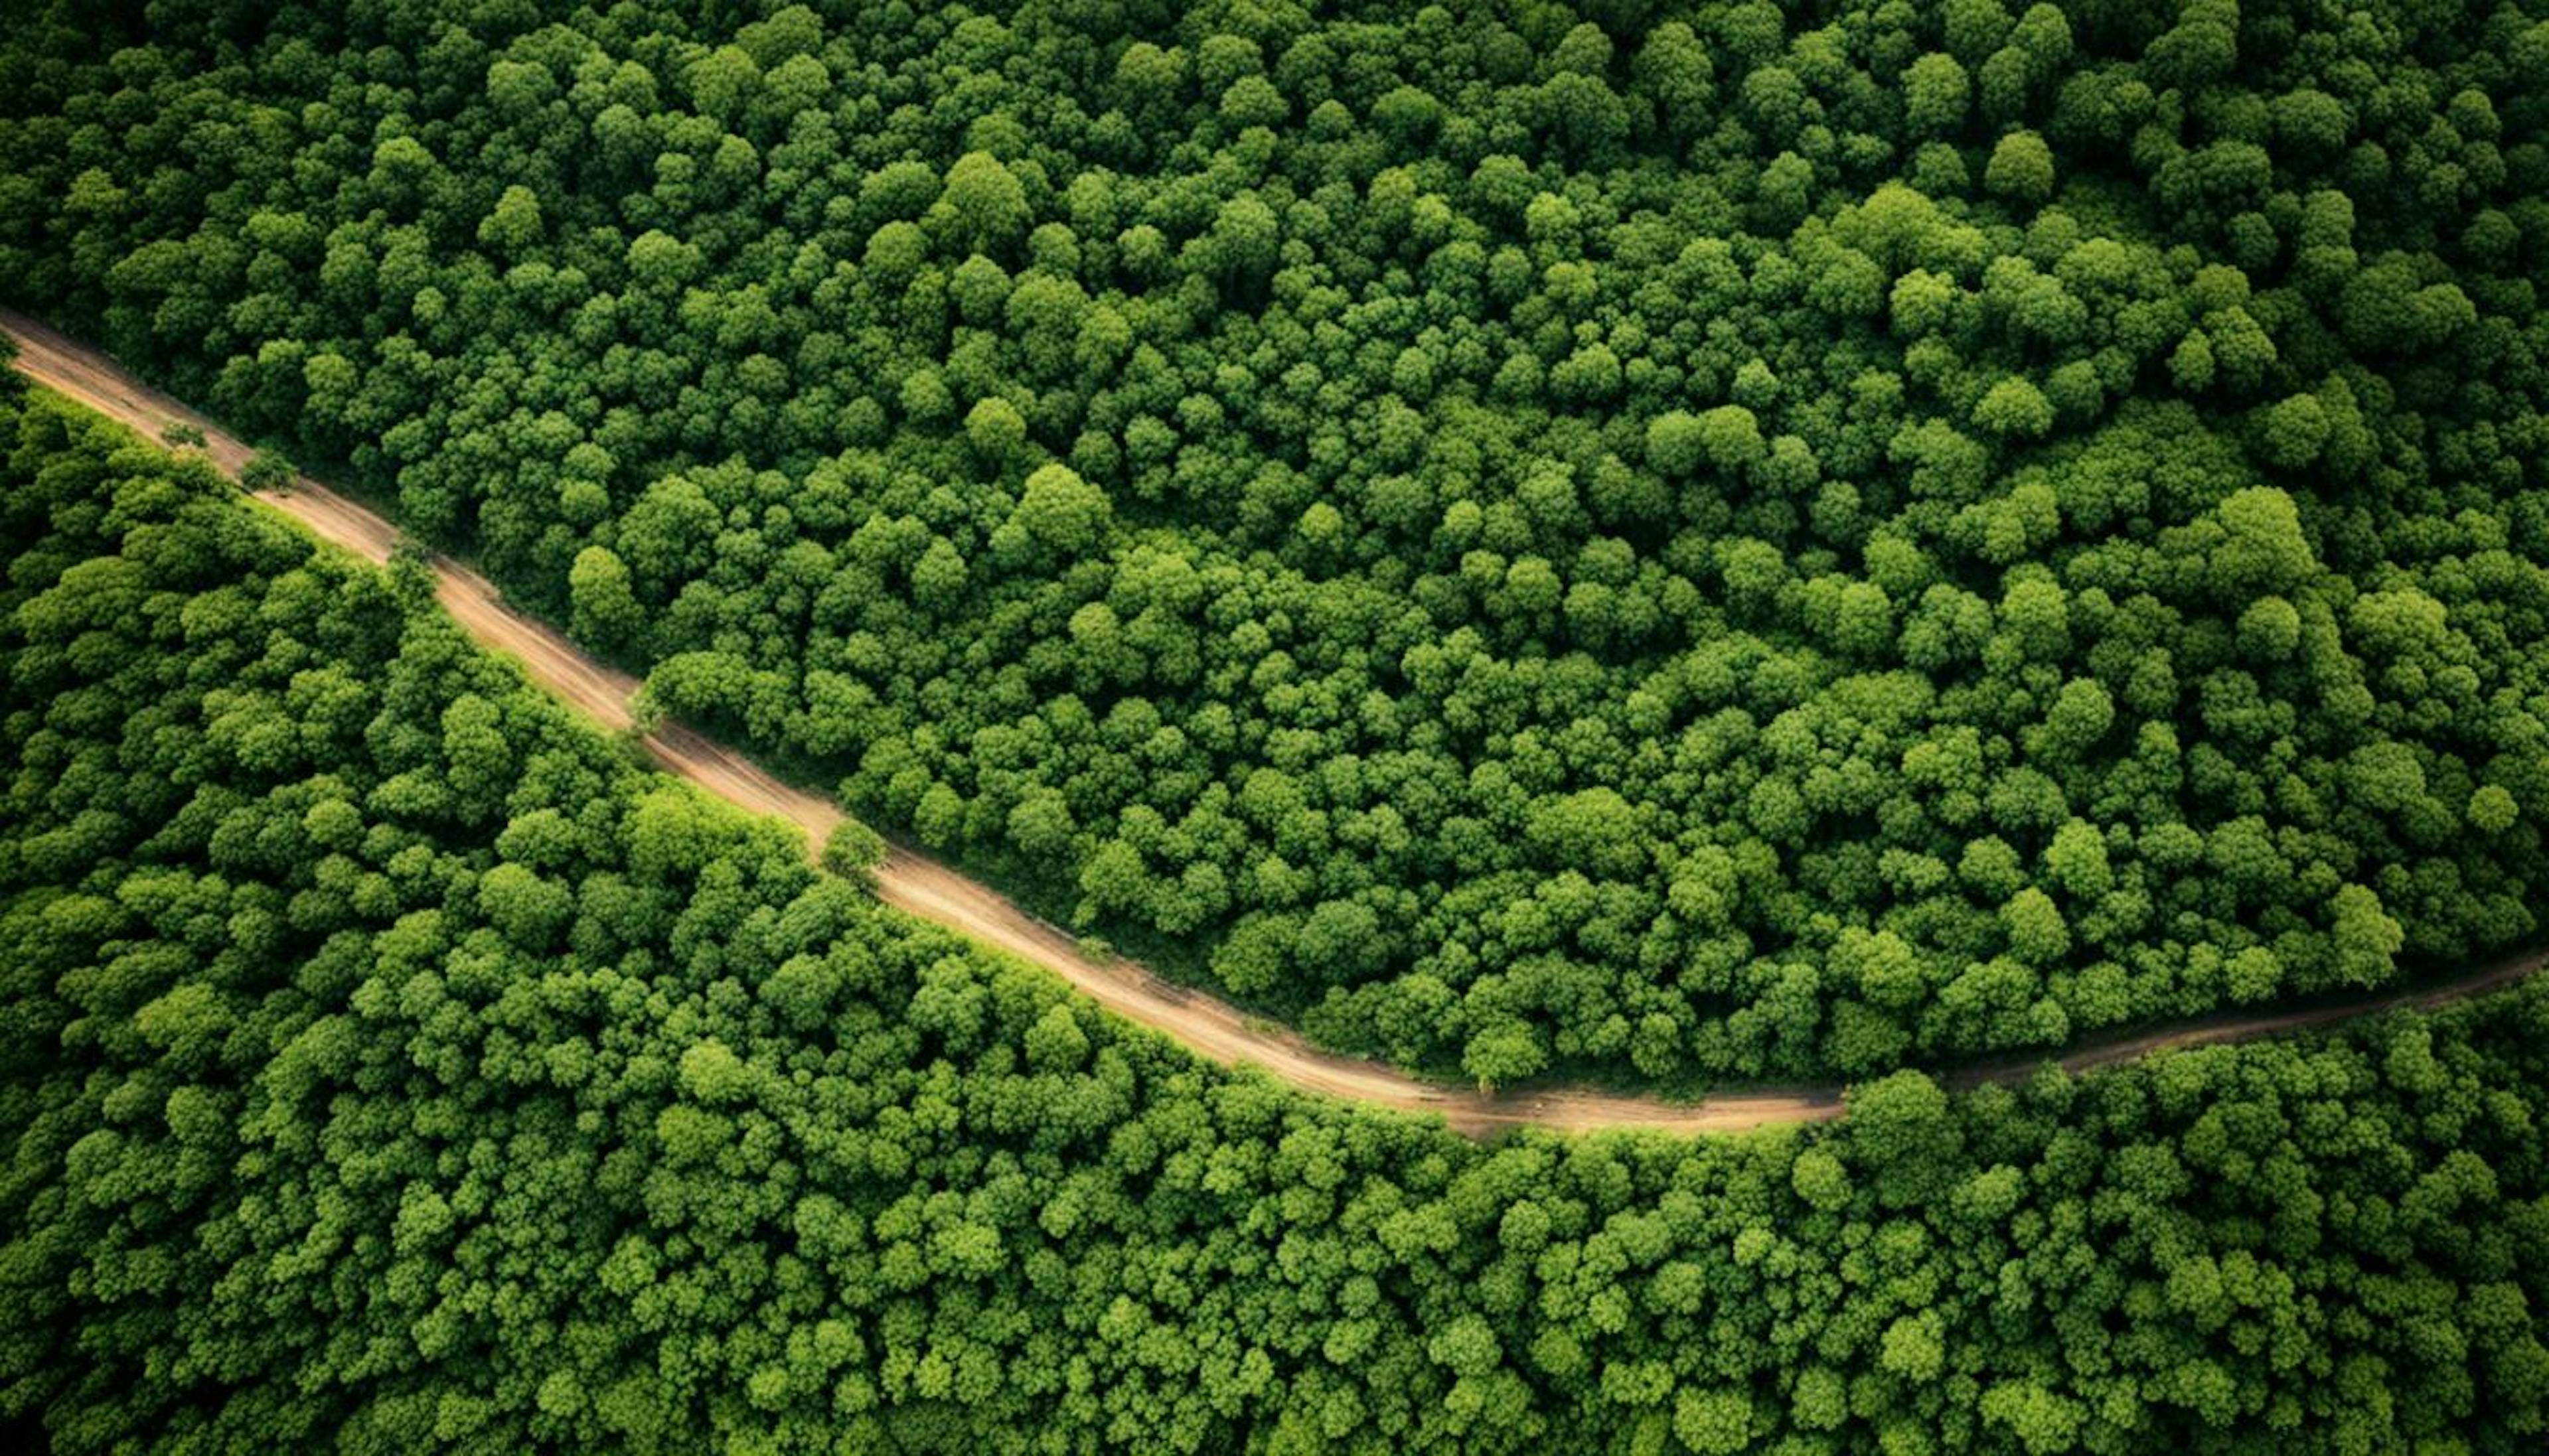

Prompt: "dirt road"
[9,308,2543,1138]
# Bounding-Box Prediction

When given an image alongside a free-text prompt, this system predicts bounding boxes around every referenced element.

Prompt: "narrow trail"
[9,308,2544,1137]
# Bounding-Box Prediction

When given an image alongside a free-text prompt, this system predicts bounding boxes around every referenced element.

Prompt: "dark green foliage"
[238,448,294,491]
[4,394,2548,1451]
[2,0,2546,1090]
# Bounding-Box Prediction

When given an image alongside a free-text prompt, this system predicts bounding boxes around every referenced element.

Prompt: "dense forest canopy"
[4,388,2548,1452]
[3,0,2548,1086]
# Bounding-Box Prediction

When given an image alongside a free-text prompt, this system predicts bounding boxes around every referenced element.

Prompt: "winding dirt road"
[9,308,2544,1137]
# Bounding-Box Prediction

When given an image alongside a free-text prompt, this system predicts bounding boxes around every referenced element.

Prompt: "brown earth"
[9,307,2542,1138]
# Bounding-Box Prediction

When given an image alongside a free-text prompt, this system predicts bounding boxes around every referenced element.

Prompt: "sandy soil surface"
[10,307,2542,1137]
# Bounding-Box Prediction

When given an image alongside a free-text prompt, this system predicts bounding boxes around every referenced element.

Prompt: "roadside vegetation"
[6,386,2548,1453]
[2,0,2544,1087]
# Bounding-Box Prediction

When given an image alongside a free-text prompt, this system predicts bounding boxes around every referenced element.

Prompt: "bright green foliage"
[820,818,887,882]
[6,393,2549,1453]
[1984,129,2056,203]
[5,392,2549,1456]
[1,0,2546,1095]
